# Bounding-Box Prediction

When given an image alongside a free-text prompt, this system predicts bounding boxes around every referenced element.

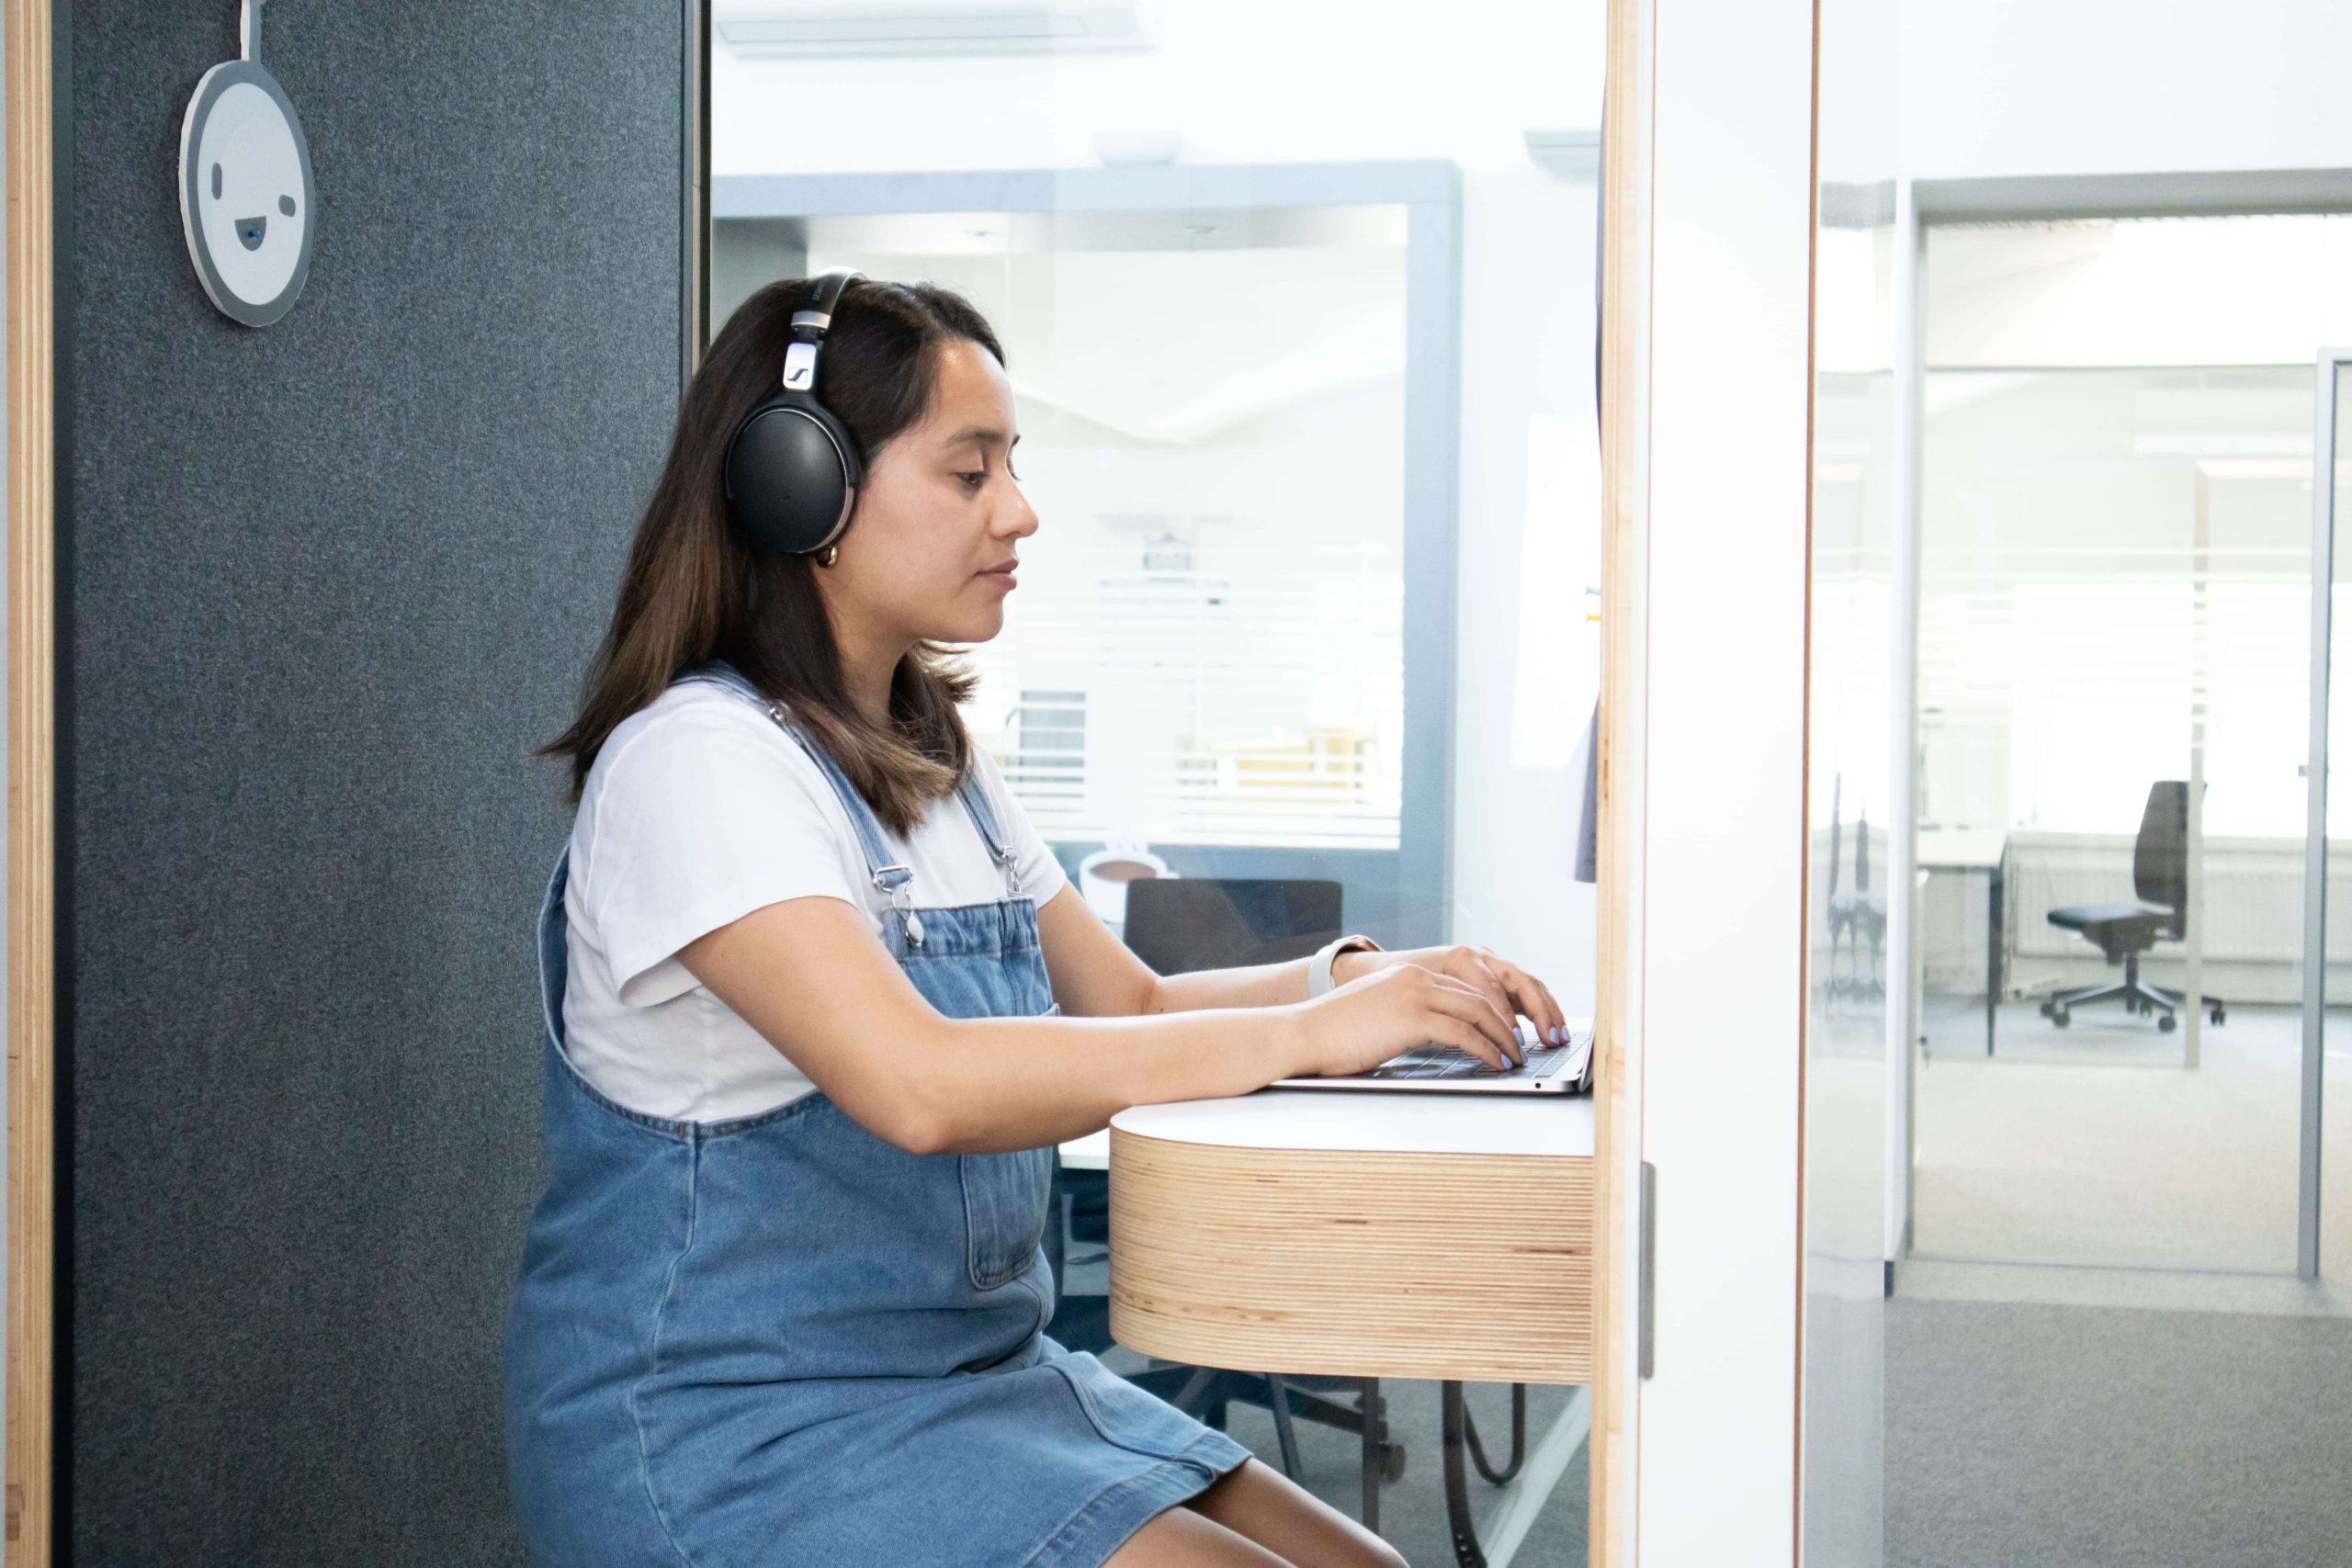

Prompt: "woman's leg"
[1103,1500,1297,1566]
[1182,1458,1410,1568]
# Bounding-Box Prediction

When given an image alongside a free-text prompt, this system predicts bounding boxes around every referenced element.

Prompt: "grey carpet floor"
[1888,1298,2352,1568]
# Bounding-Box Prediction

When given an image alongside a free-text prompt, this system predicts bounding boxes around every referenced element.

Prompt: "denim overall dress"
[503,667,1250,1567]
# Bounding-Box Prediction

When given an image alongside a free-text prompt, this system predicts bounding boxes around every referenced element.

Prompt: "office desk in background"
[1917,827,2007,1055]
[1103,1092,1592,1568]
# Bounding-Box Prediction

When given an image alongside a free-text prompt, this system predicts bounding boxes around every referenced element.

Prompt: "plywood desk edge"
[1105,1106,1595,1387]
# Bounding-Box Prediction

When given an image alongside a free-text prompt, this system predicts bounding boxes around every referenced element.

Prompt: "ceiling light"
[716,0,1148,58]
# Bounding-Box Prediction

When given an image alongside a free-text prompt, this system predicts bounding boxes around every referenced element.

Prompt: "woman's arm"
[678,893,1525,1155]
[1035,884,1572,1043]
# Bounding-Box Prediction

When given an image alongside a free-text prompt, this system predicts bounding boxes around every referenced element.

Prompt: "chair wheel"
[1382,1442,1407,1483]
[2051,1007,2070,1028]
[2158,1012,2177,1033]
[2211,1005,2226,1026]
[2039,1000,2054,1018]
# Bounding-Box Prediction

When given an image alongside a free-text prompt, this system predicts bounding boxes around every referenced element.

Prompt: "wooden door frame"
[1593,0,1821,1559]
[6,0,58,1559]
[1591,0,1646,1561]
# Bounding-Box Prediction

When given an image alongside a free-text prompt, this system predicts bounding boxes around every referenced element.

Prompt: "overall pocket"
[960,1145,1052,1291]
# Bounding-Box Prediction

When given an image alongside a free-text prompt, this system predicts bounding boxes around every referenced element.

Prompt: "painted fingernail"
[1549,1025,1564,1044]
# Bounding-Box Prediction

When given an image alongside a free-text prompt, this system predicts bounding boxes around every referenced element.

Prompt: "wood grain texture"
[1106,1127,1591,1387]
[1593,0,1649,1560]
[6,0,55,1558]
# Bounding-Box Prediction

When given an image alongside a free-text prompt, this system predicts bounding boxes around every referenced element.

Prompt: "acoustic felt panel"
[62,3,684,1560]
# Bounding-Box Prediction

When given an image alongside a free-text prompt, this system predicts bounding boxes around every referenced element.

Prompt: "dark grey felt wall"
[63,4,683,1561]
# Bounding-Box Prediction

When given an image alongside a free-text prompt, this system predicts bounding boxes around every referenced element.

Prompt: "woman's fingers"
[1531,976,1568,1043]
[1418,971,1521,1064]
[1503,961,1567,1043]
[1385,945,1571,1056]
[1467,949,1523,1034]
[1478,947,1567,1044]
[1418,1009,1514,1069]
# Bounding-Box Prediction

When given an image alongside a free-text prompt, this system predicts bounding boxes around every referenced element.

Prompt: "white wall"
[1882,0,2352,181]
[1895,0,2352,179]
[713,0,1609,1005]
[1633,0,1815,1558]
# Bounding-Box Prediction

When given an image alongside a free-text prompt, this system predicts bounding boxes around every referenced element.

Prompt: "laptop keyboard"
[1363,1024,1594,1081]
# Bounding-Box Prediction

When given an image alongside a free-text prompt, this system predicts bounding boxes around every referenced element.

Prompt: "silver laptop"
[1273,1017,1595,1096]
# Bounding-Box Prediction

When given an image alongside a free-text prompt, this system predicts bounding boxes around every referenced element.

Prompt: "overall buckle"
[872,864,921,946]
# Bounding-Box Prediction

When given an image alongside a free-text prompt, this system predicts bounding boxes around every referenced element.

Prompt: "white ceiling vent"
[715,1,1148,58]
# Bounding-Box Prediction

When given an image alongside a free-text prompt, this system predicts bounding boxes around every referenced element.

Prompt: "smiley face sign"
[178,55,314,326]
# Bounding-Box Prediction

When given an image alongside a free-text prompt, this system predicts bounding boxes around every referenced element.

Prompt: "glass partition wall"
[1908,215,2352,1280]
[1803,12,2352,1564]
[717,179,1445,942]
[707,8,1606,1562]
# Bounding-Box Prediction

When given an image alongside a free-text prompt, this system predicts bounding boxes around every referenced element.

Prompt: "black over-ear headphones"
[722,267,866,558]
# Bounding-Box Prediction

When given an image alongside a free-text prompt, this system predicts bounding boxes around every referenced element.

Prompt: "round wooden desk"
[1105,1089,1595,1567]
[1107,1089,1594,1387]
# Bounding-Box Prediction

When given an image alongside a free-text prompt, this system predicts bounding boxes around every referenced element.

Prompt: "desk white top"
[1110,1089,1593,1158]
[1917,827,2007,869]
[1057,1129,1111,1171]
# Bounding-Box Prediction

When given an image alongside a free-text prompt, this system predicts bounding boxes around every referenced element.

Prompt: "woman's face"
[820,338,1037,650]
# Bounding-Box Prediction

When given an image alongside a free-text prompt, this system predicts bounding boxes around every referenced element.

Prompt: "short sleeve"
[968,747,1069,908]
[579,700,862,1007]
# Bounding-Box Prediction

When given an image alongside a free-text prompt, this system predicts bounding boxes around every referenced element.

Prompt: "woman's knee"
[1104,1502,1296,1566]
[1344,1536,1410,1568]
[1182,1459,1408,1568]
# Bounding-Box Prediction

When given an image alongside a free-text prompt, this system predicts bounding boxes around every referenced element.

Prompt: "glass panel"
[708,15,1602,1562]
[715,193,1438,936]
[1804,203,1898,1555]
[1802,6,1901,1551]
[1912,344,2312,1272]
[771,210,1412,857]
[1812,20,2352,1568]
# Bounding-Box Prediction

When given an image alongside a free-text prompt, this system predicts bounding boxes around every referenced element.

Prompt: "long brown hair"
[545,276,1007,835]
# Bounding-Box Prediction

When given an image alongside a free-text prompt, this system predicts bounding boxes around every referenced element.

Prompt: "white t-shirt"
[560,679,1069,1122]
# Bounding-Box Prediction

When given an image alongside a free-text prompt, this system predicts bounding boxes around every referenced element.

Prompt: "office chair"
[1046,875,1412,1493]
[2038,780,2226,1033]
[1118,877,1343,976]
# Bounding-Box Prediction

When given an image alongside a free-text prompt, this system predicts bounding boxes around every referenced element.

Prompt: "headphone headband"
[780,267,861,392]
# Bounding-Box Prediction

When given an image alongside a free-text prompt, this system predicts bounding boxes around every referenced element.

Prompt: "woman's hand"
[1330,943,1569,1048]
[1285,964,1526,1078]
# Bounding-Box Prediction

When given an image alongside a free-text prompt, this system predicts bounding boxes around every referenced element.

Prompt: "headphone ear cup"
[722,395,864,556]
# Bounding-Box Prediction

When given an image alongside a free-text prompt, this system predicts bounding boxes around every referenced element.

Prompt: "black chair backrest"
[1123,877,1345,976]
[2134,781,2189,913]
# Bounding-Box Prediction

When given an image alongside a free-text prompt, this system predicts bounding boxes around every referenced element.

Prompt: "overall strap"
[954,770,1023,898]
[683,662,922,940]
